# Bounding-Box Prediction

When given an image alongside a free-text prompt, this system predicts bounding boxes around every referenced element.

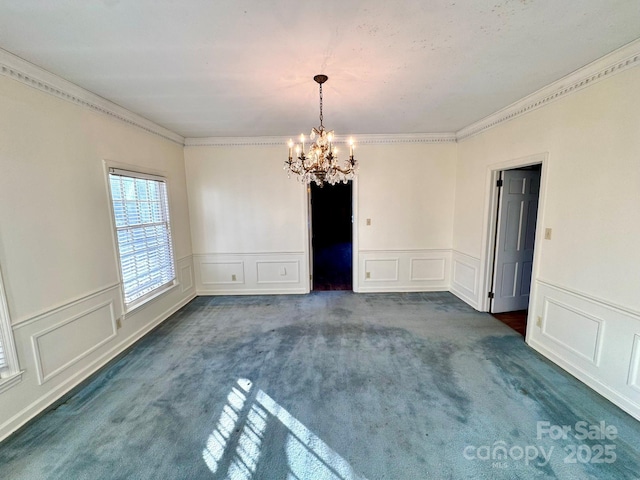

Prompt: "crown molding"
[184,132,457,147]
[0,48,184,145]
[353,133,457,144]
[4,35,639,148]
[457,38,640,140]
[185,136,288,147]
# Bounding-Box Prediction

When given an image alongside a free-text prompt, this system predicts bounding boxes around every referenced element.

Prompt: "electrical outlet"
[544,228,552,240]
[536,316,542,327]
[232,274,237,281]
[366,218,371,226]
[366,272,371,279]
[116,318,122,329]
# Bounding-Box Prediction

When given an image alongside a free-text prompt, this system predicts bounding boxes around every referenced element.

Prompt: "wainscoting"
[193,253,309,295]
[0,255,196,442]
[14,284,122,386]
[528,280,640,421]
[450,250,481,309]
[357,249,450,293]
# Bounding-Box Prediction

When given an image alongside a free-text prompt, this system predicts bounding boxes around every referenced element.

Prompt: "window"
[108,168,176,309]
[0,266,21,393]
[0,337,6,373]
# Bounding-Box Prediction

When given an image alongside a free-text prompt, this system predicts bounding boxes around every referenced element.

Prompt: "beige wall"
[0,75,195,440]
[2,45,639,437]
[453,66,640,310]
[357,143,456,251]
[452,65,640,419]
[185,141,457,294]
[185,144,306,255]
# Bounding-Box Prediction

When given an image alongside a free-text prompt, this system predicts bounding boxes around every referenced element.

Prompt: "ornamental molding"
[184,132,457,147]
[3,37,639,147]
[0,48,184,145]
[457,38,640,140]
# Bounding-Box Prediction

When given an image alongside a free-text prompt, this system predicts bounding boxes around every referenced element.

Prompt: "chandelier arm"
[296,157,317,174]
[332,166,356,174]
[286,74,356,185]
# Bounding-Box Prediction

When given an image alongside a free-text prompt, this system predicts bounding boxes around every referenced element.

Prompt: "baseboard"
[0,292,196,442]
[196,288,308,296]
[357,286,449,294]
[449,287,480,310]
[528,337,640,422]
[527,280,640,423]
[193,252,310,295]
[450,250,481,310]
[358,249,451,293]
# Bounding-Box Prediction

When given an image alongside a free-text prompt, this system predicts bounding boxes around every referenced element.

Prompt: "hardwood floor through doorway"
[492,310,527,336]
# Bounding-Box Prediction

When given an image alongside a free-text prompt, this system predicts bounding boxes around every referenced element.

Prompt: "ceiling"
[0,1,639,138]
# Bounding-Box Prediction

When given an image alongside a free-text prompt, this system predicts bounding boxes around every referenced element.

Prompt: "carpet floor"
[1,292,639,479]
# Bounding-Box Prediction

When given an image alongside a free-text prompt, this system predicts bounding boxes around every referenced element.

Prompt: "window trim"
[105,162,179,314]
[0,264,23,394]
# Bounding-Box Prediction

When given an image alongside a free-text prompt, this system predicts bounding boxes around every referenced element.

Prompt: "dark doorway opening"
[310,182,353,291]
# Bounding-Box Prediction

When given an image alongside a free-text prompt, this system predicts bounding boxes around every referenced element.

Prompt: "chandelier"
[285,74,357,186]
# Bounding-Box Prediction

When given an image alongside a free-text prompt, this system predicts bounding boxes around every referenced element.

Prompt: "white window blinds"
[0,336,6,371]
[109,169,175,305]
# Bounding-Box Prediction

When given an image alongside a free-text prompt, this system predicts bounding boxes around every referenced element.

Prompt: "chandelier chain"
[285,74,357,186]
[319,83,323,128]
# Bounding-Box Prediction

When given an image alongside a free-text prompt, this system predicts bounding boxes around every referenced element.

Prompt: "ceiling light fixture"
[285,75,357,186]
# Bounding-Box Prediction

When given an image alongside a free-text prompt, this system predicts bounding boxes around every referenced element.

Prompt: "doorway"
[310,182,353,291]
[490,164,542,335]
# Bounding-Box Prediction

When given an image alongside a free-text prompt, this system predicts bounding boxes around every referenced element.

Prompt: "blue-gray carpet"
[1,292,639,479]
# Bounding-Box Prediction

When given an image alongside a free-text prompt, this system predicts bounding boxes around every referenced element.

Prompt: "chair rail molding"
[193,252,309,295]
[0,255,196,442]
[358,249,451,293]
[528,280,640,421]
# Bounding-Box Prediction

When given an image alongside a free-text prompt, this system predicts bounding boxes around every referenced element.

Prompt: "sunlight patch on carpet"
[203,378,367,479]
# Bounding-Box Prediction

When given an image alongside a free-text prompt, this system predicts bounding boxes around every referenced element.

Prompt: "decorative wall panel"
[358,250,450,293]
[529,281,640,421]
[32,301,117,384]
[450,251,480,308]
[194,253,308,295]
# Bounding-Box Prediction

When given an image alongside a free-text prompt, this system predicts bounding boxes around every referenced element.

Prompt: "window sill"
[0,370,24,394]
[124,281,179,317]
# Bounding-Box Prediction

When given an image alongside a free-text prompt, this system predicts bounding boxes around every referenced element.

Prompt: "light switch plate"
[544,228,552,240]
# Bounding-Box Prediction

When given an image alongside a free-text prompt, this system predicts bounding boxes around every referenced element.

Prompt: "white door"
[491,168,541,313]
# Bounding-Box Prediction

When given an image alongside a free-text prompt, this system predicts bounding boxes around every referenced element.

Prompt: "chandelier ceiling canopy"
[285,75,357,187]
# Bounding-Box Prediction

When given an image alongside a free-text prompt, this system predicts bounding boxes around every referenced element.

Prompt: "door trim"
[479,153,549,334]
[352,177,360,293]
[304,179,359,293]
[303,184,312,293]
